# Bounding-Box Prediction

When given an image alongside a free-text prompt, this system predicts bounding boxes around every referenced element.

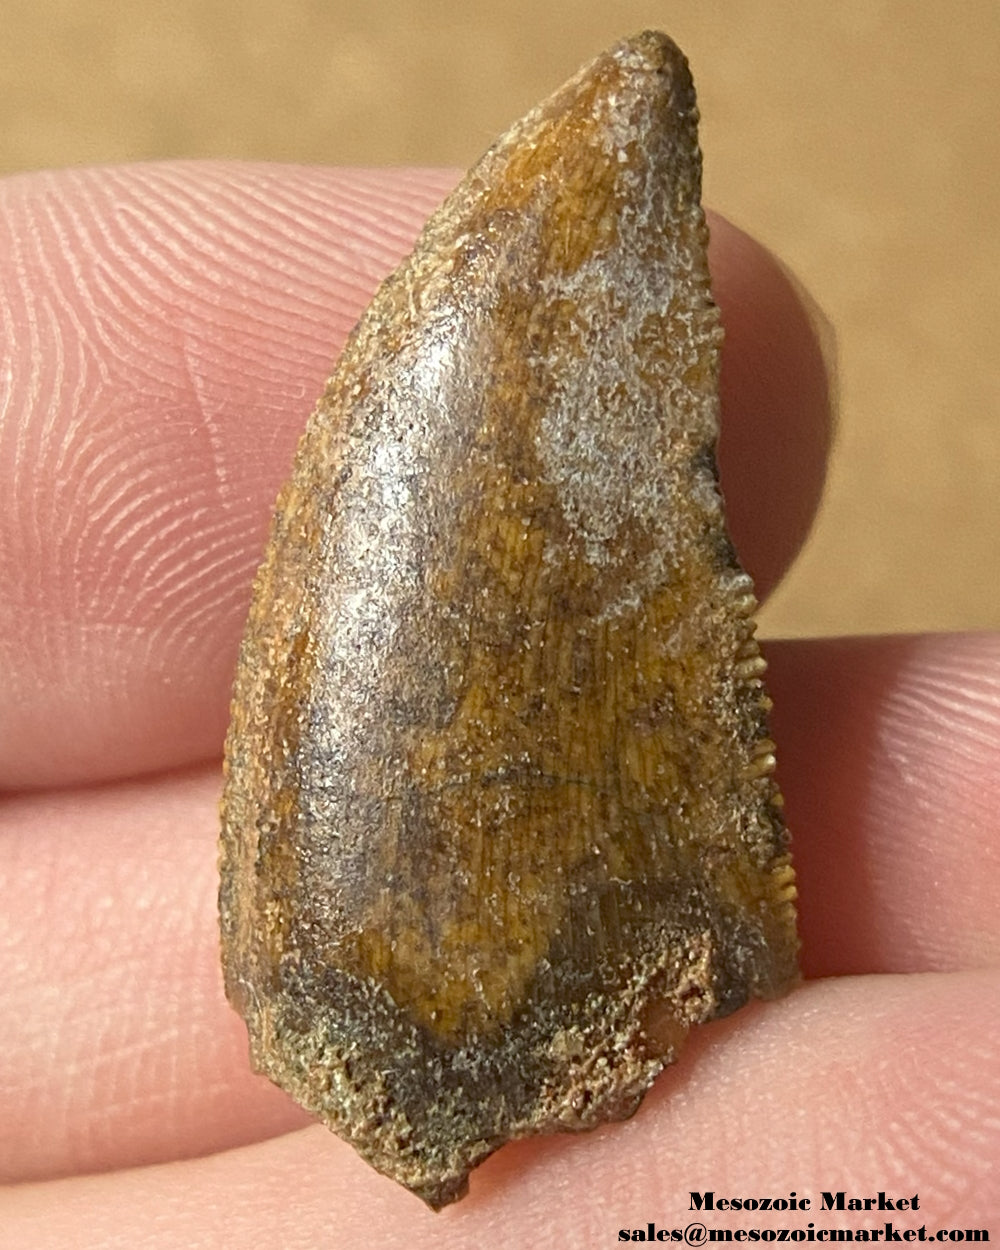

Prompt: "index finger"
[0,162,830,790]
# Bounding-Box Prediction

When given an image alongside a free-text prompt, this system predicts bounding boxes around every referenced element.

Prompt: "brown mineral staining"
[220,30,799,1209]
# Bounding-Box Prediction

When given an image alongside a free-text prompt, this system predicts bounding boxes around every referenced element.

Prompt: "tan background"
[2,0,997,640]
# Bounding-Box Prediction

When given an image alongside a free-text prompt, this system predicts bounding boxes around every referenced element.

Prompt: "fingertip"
[0,169,832,788]
[0,163,456,789]
[709,214,834,597]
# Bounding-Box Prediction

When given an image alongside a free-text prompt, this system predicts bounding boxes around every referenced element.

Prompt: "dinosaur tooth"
[220,29,799,1210]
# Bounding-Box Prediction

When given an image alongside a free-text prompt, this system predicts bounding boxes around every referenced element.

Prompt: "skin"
[0,163,998,1244]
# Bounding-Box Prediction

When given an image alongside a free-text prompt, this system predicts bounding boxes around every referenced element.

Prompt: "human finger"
[2,635,995,1182]
[767,630,1000,979]
[0,163,830,790]
[2,973,997,1245]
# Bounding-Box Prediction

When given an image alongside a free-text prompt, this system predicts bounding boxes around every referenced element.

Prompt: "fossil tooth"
[220,30,799,1210]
